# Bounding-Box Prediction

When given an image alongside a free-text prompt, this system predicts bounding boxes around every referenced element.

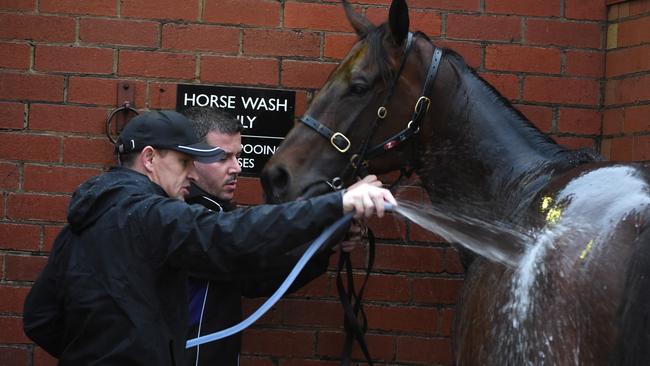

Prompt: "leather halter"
[299,32,443,185]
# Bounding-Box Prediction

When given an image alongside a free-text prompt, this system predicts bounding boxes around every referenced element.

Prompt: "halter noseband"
[299,32,443,188]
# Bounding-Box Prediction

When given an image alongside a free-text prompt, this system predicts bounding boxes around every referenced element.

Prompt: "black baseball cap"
[115,110,225,163]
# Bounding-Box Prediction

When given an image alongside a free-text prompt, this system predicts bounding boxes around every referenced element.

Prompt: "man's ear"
[140,146,156,173]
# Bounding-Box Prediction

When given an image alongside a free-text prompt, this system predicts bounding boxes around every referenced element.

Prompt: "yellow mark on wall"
[541,196,553,211]
[579,239,594,260]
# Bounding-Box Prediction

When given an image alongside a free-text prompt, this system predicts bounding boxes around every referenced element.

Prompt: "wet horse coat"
[261,1,650,364]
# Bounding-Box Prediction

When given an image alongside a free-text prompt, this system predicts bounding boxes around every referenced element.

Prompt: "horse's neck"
[418,61,567,218]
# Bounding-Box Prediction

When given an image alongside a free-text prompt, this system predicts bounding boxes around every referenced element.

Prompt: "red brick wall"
[0,1,641,365]
[602,0,650,161]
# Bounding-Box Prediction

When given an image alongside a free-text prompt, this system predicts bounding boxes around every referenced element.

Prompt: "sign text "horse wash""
[176,84,295,177]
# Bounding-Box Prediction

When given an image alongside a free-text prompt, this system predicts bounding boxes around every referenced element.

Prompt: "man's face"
[194,131,242,201]
[150,149,197,201]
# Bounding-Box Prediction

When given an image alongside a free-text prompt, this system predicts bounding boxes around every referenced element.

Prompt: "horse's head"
[261,0,441,203]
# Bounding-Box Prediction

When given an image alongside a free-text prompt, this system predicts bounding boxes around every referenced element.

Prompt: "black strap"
[337,228,376,365]
[301,115,351,153]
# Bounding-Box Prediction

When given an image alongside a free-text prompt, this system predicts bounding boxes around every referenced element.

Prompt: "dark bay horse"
[261,0,650,364]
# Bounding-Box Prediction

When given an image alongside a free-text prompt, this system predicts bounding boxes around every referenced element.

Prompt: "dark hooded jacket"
[23,167,344,366]
[184,183,333,366]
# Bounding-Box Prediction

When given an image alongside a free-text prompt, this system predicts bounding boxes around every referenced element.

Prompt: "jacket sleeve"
[23,230,69,358]
[137,191,345,277]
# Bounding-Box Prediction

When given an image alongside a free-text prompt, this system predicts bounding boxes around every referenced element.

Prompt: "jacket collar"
[186,182,235,212]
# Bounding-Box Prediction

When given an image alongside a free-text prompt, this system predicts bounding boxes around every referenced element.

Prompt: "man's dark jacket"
[23,167,344,366]
[185,183,333,366]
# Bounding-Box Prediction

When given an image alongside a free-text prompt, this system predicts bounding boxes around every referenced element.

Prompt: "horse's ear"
[343,0,372,36]
[388,0,410,45]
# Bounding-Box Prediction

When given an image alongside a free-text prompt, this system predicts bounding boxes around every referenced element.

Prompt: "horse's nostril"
[261,165,290,203]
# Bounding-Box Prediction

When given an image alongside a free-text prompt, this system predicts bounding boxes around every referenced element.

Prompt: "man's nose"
[231,157,242,174]
[187,162,198,181]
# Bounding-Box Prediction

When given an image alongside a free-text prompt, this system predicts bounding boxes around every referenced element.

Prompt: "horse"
[260,0,650,364]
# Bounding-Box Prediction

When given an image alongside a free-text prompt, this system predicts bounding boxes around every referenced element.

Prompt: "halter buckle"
[331,132,351,153]
[414,96,431,114]
[377,106,387,119]
[350,154,368,170]
[407,120,420,134]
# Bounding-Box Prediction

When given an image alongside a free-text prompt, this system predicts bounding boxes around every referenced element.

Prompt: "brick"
[63,137,114,165]
[366,304,438,333]
[0,42,30,70]
[285,2,353,32]
[40,0,116,16]
[148,83,177,110]
[43,225,64,252]
[317,331,394,361]
[0,72,64,102]
[608,136,634,161]
[630,0,650,16]
[121,0,199,21]
[119,51,195,79]
[232,177,264,205]
[242,329,313,357]
[526,19,602,49]
[480,73,519,100]
[0,223,40,251]
[244,29,320,58]
[600,138,612,159]
[281,60,337,89]
[606,44,650,78]
[413,277,464,304]
[565,0,606,20]
[0,101,25,129]
[24,164,100,193]
[515,104,553,133]
[634,135,650,161]
[242,298,281,326]
[524,76,599,105]
[68,77,146,107]
[554,136,597,150]
[34,347,58,366]
[444,247,465,274]
[35,45,113,74]
[282,300,341,328]
[396,336,453,364]
[409,221,447,243]
[436,40,481,69]
[558,108,601,135]
[162,23,239,53]
[201,56,279,86]
[622,105,650,133]
[374,243,443,272]
[0,285,30,313]
[603,108,624,135]
[409,0,480,11]
[80,18,159,47]
[0,133,60,162]
[486,45,561,74]
[365,8,443,37]
[288,273,330,298]
[29,104,107,134]
[367,214,406,240]
[0,316,30,343]
[0,13,75,42]
[294,91,310,117]
[617,16,650,47]
[447,14,521,42]
[0,162,19,190]
[485,0,560,16]
[203,0,280,27]
[605,74,650,106]
[7,193,69,222]
[0,346,29,366]
[566,49,605,78]
[0,0,35,11]
[6,254,47,281]
[324,33,358,60]
[364,273,410,302]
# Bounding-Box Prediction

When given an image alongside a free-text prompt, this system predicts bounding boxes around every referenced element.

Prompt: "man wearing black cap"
[23,110,396,366]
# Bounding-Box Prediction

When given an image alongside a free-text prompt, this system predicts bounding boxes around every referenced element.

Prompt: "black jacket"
[184,183,333,366]
[23,167,344,366]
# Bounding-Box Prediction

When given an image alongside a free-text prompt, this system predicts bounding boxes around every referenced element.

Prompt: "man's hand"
[342,175,397,219]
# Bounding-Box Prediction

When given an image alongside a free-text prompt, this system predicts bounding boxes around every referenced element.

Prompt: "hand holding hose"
[342,175,397,219]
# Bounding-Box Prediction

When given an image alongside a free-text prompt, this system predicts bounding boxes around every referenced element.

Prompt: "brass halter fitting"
[330,132,351,153]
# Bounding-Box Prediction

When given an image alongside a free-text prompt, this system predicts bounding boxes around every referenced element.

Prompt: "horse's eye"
[350,84,368,95]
